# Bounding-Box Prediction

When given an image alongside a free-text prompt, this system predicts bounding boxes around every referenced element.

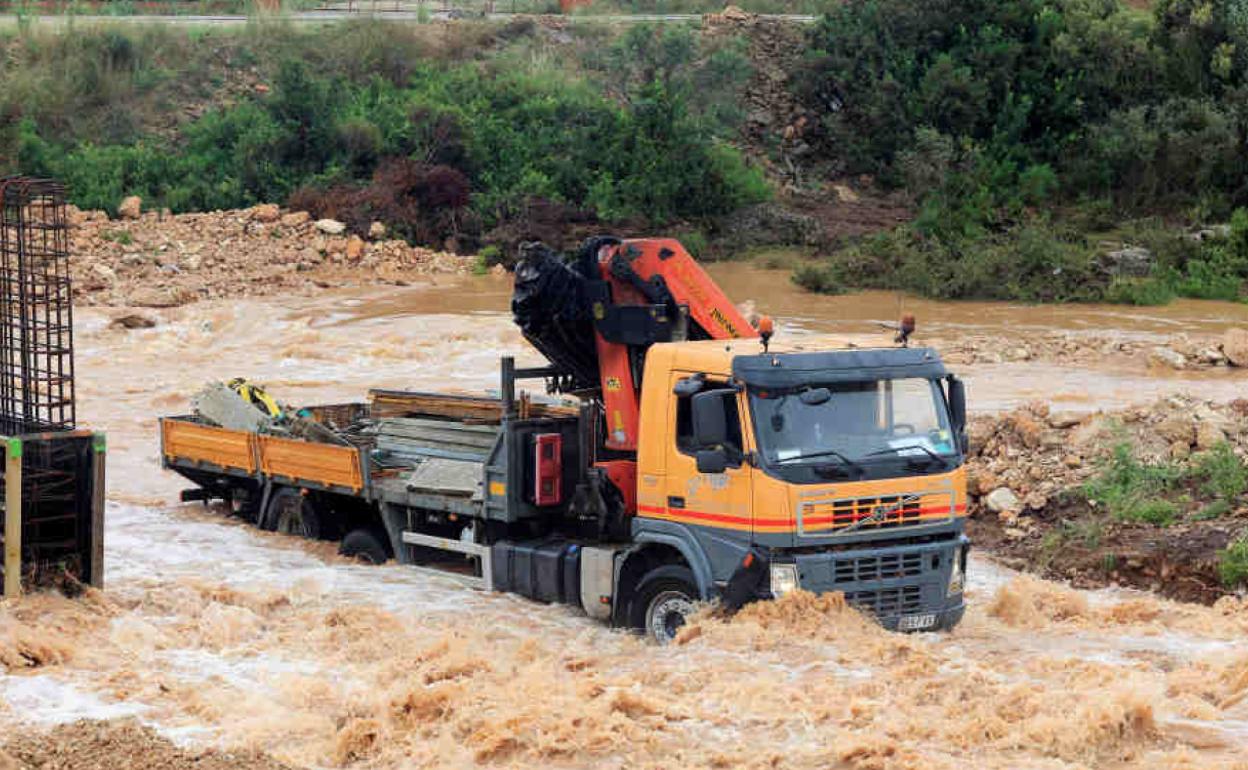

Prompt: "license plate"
[898,613,937,631]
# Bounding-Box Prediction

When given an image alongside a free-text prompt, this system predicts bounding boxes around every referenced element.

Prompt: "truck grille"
[833,551,925,584]
[798,492,956,536]
[845,585,922,616]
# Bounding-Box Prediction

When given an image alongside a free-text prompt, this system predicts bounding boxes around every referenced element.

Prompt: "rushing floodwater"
[0,274,1246,768]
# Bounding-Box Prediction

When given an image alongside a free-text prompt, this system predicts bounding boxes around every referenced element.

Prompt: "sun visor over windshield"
[732,348,947,389]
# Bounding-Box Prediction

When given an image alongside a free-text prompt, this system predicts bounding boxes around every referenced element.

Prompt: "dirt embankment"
[70,202,474,309]
[965,396,1248,603]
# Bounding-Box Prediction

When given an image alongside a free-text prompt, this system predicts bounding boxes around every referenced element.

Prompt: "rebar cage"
[0,177,75,434]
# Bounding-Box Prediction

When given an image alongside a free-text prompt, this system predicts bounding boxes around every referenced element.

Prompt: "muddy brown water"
[0,273,1246,768]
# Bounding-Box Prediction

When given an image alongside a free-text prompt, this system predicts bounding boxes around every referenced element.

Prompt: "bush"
[14,44,768,236]
[1103,277,1177,306]
[791,262,844,294]
[1083,443,1183,525]
[1217,534,1248,587]
[1190,441,1248,500]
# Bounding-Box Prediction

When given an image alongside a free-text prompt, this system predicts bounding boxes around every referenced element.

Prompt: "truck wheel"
[339,528,390,564]
[266,488,321,539]
[632,565,698,645]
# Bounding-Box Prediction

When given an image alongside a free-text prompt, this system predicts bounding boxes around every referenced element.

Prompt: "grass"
[1217,535,1248,588]
[1083,442,1183,525]
[1081,440,1248,528]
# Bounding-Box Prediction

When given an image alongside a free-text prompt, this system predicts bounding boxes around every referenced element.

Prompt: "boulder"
[1155,415,1196,445]
[985,487,1021,515]
[129,287,183,308]
[345,235,365,261]
[1147,346,1187,370]
[281,211,311,227]
[1099,246,1153,277]
[91,262,117,283]
[1196,421,1227,451]
[1222,328,1248,367]
[314,218,345,235]
[250,203,280,223]
[111,313,157,329]
[368,221,387,240]
[1047,412,1083,430]
[117,196,142,220]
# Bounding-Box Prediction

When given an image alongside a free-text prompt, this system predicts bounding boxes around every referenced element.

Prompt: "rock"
[1198,348,1227,365]
[1024,491,1048,511]
[489,263,507,277]
[1062,454,1082,469]
[1155,415,1196,445]
[985,487,1021,515]
[250,203,280,223]
[90,262,117,282]
[1147,346,1187,370]
[117,196,142,220]
[368,221,387,240]
[345,235,365,261]
[281,211,311,227]
[1196,421,1227,451]
[314,218,345,235]
[1047,412,1083,430]
[111,313,157,329]
[832,184,859,203]
[1222,328,1248,367]
[129,287,182,308]
[1099,246,1153,277]
[1170,440,1191,461]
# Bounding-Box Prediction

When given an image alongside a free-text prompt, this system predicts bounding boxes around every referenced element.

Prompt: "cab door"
[660,372,754,582]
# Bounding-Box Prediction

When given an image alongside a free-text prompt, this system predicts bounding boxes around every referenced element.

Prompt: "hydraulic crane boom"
[512,236,758,453]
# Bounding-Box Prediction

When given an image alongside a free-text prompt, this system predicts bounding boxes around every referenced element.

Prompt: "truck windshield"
[748,378,958,481]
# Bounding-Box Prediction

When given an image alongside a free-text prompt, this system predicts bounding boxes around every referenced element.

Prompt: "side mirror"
[947,376,966,431]
[691,389,733,447]
[696,449,728,474]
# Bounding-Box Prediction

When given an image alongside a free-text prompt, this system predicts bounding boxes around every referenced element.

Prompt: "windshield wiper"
[864,444,949,468]
[779,448,865,476]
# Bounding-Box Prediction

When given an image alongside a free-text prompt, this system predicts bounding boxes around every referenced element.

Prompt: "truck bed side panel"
[161,418,257,474]
[257,434,365,492]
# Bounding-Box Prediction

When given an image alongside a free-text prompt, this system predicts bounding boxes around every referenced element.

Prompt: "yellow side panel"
[162,420,257,473]
[258,435,364,491]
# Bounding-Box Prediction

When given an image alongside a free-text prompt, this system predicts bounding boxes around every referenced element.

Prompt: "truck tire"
[339,528,389,565]
[631,565,698,645]
[265,487,321,539]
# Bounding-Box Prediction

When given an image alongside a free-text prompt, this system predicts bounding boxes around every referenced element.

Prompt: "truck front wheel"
[339,527,390,564]
[632,565,698,645]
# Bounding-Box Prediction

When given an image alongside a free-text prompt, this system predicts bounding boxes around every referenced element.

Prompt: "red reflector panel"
[534,433,562,506]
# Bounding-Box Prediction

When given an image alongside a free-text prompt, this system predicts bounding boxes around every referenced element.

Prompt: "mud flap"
[720,549,768,611]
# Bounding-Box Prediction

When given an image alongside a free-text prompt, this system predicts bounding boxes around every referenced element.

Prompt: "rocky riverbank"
[70,199,474,309]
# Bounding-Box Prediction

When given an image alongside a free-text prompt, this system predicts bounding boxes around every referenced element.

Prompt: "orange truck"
[161,238,969,642]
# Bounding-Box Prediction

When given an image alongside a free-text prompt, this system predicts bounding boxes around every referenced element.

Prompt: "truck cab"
[623,339,969,640]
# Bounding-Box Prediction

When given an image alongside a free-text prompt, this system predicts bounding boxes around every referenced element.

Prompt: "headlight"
[770,563,799,598]
[947,550,965,597]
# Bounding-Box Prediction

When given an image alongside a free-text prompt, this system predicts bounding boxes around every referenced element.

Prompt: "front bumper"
[779,534,969,632]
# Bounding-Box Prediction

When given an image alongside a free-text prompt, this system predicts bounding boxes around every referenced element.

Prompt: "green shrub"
[1083,442,1183,525]
[1190,441,1248,500]
[791,262,844,294]
[1103,277,1177,306]
[1217,534,1248,587]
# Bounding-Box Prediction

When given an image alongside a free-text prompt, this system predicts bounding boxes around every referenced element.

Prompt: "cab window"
[675,381,743,457]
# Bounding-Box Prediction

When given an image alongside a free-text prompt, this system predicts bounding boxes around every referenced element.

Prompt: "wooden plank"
[161,418,257,474]
[258,435,364,492]
[4,437,21,599]
[369,389,577,422]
